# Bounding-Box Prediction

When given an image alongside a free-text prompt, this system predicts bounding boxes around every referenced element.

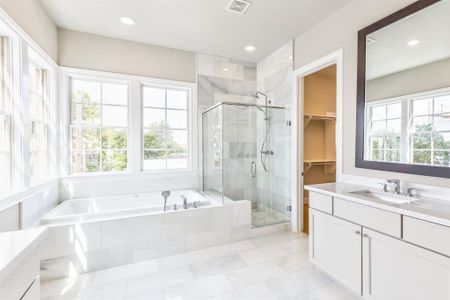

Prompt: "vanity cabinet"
[308,192,450,299]
[310,209,362,294]
[362,228,450,299]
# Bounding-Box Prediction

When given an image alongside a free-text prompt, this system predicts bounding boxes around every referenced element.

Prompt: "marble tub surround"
[41,231,358,300]
[306,182,450,227]
[0,227,47,282]
[39,200,251,281]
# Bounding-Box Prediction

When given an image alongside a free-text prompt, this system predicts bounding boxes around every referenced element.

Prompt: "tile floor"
[41,231,360,300]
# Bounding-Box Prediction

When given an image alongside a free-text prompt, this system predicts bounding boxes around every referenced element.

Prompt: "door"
[362,228,450,300]
[310,209,362,294]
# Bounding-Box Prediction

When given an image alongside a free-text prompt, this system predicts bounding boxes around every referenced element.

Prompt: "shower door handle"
[251,162,256,177]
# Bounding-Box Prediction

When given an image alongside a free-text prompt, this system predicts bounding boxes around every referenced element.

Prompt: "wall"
[366,57,450,101]
[294,0,450,188]
[0,0,58,61]
[58,29,196,82]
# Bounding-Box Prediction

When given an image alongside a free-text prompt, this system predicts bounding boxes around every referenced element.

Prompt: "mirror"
[356,0,450,178]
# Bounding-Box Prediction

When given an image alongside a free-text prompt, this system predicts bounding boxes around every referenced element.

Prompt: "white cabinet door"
[310,209,362,294]
[362,228,450,300]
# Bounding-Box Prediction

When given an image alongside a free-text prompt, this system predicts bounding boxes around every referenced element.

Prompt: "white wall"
[0,0,58,61]
[294,0,450,188]
[58,29,196,83]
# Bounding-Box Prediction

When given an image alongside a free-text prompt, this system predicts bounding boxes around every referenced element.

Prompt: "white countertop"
[305,182,450,227]
[0,228,47,282]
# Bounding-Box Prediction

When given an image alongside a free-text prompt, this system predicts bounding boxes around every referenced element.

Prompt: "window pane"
[385,135,400,149]
[386,119,401,134]
[387,103,401,119]
[386,150,400,162]
[72,151,101,173]
[72,80,100,103]
[412,98,433,116]
[30,94,43,121]
[30,122,48,151]
[29,66,43,96]
[434,95,450,114]
[413,150,431,165]
[0,116,10,152]
[102,128,127,150]
[72,128,101,151]
[371,149,384,161]
[411,116,433,132]
[102,83,128,105]
[412,133,431,149]
[167,151,188,169]
[143,87,165,108]
[433,115,450,131]
[371,106,386,121]
[143,130,164,150]
[72,103,100,125]
[143,150,166,170]
[371,120,386,134]
[102,105,127,127]
[168,130,188,148]
[102,150,127,172]
[434,151,450,167]
[167,89,187,109]
[370,136,384,150]
[0,152,9,192]
[143,108,165,128]
[167,110,187,128]
[433,132,450,150]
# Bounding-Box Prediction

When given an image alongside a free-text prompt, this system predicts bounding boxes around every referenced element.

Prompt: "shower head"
[254,91,271,105]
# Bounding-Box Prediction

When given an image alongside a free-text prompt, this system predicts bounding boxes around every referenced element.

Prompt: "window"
[367,101,402,162]
[0,36,11,192]
[29,63,49,182]
[410,94,450,166]
[70,78,128,173]
[143,86,189,170]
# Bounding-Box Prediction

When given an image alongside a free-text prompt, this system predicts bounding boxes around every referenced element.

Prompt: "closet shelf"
[304,114,336,128]
[304,159,336,174]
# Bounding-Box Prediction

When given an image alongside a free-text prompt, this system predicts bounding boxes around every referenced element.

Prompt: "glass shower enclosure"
[202,102,291,228]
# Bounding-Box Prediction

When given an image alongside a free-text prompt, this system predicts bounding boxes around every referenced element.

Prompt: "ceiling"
[367,0,450,80]
[40,0,350,63]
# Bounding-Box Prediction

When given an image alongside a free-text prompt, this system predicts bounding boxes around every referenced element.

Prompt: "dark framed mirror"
[356,0,450,178]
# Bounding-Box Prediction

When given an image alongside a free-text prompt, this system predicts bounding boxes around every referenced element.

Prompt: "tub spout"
[181,195,188,209]
[162,191,171,211]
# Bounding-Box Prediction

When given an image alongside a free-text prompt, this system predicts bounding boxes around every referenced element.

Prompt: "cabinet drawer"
[334,198,401,238]
[309,192,333,214]
[403,216,450,257]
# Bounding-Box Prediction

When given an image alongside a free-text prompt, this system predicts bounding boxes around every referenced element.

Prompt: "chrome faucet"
[386,179,401,194]
[181,195,188,209]
[162,191,171,211]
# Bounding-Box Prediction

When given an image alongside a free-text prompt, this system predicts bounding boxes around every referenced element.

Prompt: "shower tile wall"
[255,41,293,215]
[197,53,257,197]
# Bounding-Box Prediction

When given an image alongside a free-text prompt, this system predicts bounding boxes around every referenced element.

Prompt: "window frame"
[141,84,192,172]
[68,75,131,174]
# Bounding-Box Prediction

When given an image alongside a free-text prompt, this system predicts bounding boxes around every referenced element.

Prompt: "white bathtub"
[40,189,216,225]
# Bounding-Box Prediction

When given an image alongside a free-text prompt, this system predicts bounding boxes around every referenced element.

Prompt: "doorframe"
[290,49,344,232]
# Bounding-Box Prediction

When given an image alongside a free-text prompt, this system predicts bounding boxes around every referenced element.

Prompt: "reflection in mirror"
[364,0,450,168]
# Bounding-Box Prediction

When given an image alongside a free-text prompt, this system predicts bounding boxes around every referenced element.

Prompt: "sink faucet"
[386,179,401,194]
[181,195,188,209]
[162,191,171,211]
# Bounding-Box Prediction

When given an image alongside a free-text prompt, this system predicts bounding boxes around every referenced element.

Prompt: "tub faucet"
[181,195,188,209]
[162,191,171,211]
[386,179,401,194]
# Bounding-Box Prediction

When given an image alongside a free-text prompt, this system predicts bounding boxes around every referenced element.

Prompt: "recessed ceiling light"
[222,67,229,72]
[408,39,420,47]
[245,45,256,52]
[118,16,136,26]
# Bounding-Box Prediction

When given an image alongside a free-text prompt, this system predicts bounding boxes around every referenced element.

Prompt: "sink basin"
[349,190,418,204]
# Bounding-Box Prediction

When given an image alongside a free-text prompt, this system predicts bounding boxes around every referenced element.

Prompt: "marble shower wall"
[255,41,294,215]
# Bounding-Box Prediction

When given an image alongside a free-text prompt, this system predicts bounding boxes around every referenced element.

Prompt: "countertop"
[305,182,450,227]
[0,228,47,282]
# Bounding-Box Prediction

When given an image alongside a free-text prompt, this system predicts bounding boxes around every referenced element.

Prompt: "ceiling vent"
[226,0,252,15]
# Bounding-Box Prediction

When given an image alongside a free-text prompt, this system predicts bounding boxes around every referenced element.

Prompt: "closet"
[301,65,336,234]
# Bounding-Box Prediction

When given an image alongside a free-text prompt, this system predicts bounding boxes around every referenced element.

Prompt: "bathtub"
[40,189,216,225]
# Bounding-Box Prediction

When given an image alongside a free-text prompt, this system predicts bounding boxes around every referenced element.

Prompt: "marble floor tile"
[163,274,233,300]
[273,251,312,273]
[44,280,128,300]
[291,283,361,300]
[279,236,309,254]
[238,245,290,265]
[157,249,213,270]
[93,259,158,286]
[206,240,256,258]
[265,267,333,299]
[225,261,286,289]
[209,283,281,300]
[125,289,165,300]
[250,232,302,247]
[41,273,95,299]
[126,265,193,294]
[189,253,247,279]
